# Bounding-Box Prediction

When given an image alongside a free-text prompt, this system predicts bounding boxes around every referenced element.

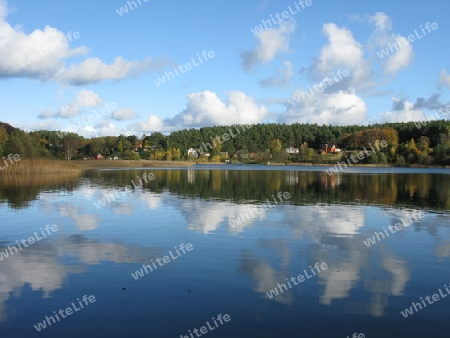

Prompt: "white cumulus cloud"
[0,1,168,84]
[170,90,268,128]
[259,60,294,88]
[438,69,450,88]
[281,89,367,125]
[241,19,296,71]
[368,12,414,75]
[379,98,427,123]
[38,89,103,119]
[111,108,138,121]
[307,23,372,92]
[129,115,164,133]
[56,56,166,86]
[128,91,268,132]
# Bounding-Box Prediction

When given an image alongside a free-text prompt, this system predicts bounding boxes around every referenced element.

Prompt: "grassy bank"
[0,171,81,188]
[75,159,194,169]
[0,159,81,175]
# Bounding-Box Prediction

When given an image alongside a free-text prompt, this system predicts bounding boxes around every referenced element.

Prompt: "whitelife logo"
[94,172,156,209]
[363,210,425,247]
[153,50,215,87]
[180,314,231,338]
[400,283,450,318]
[115,0,149,16]
[413,104,450,129]
[376,22,438,59]
[19,31,81,68]
[266,262,328,299]
[34,295,96,332]
[325,140,388,176]
[131,243,193,280]
[0,153,21,171]
[288,69,350,107]
[250,0,313,35]
[0,224,58,261]
[229,191,290,228]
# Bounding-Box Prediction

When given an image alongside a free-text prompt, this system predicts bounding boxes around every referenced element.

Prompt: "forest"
[0,119,449,165]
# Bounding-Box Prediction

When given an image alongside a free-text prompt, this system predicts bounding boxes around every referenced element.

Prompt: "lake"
[0,165,449,337]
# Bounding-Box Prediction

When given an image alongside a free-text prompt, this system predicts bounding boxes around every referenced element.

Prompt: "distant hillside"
[1,119,450,165]
[0,122,18,134]
[0,122,50,158]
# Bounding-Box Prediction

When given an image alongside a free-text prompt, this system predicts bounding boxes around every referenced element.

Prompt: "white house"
[286,147,299,154]
[187,148,200,158]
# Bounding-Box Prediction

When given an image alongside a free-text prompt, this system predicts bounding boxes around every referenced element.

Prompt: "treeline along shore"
[1,119,450,170]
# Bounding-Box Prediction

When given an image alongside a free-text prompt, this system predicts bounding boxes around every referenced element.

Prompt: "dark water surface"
[0,165,449,337]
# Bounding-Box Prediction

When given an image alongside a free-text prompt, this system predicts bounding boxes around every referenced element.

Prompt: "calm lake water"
[0,165,449,337]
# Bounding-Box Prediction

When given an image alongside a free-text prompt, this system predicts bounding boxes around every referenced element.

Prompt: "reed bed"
[0,171,81,188]
[75,159,193,168]
[0,159,81,176]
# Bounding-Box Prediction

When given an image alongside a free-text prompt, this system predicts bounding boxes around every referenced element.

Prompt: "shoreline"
[19,159,445,171]
[287,163,450,169]
[75,160,194,169]
[195,162,450,169]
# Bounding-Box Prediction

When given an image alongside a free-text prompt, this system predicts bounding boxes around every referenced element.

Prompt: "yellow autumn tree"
[0,126,8,156]
[408,138,421,156]
[269,138,282,153]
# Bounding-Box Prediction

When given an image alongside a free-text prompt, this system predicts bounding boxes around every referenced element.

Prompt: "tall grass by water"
[0,159,81,176]
[75,159,193,168]
[0,171,81,187]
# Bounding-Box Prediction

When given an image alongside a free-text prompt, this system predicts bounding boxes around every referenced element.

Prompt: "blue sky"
[0,0,449,137]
